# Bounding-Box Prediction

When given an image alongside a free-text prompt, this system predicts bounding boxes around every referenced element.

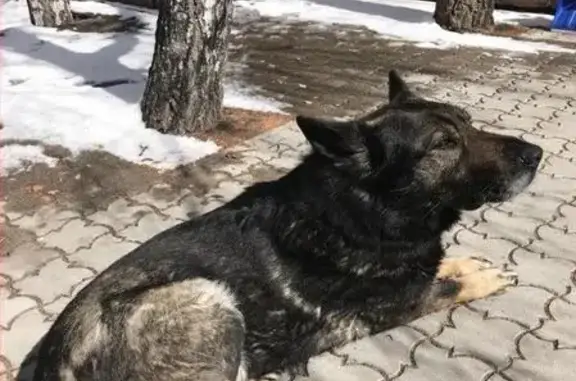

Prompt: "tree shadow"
[308,0,432,23]
[2,27,147,104]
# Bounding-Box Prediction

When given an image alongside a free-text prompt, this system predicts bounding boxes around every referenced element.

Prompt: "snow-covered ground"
[1,0,570,175]
[239,0,567,52]
[1,1,284,176]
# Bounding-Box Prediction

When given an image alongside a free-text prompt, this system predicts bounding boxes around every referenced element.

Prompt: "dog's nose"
[519,143,543,168]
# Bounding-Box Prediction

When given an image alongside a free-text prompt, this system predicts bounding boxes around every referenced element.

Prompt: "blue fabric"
[551,0,576,30]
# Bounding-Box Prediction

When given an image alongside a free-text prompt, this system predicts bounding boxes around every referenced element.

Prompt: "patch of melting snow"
[237,0,572,53]
[1,0,285,175]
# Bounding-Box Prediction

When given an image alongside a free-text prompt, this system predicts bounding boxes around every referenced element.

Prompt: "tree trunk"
[26,0,73,27]
[141,0,233,135]
[434,0,495,32]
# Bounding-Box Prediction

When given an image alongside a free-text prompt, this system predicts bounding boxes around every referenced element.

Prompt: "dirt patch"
[197,108,292,148]
[491,23,531,37]
[2,107,291,215]
[0,224,36,257]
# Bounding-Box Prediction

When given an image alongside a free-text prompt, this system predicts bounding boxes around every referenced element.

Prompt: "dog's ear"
[388,69,413,103]
[296,116,369,171]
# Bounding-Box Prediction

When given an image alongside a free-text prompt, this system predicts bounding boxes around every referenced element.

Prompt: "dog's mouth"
[462,159,542,211]
[461,139,543,210]
[484,169,538,204]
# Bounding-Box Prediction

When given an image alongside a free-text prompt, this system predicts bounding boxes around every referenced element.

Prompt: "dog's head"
[296,70,543,211]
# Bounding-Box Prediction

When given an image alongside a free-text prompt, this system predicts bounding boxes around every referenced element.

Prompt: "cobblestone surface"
[2,32,576,381]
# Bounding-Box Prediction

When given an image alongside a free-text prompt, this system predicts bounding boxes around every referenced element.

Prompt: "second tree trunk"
[434,0,495,32]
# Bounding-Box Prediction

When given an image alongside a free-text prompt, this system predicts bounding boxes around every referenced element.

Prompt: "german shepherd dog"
[33,71,543,381]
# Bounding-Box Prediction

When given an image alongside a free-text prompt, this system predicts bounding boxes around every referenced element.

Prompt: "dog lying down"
[33,70,543,381]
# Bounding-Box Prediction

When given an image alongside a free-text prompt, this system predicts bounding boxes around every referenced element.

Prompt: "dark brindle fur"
[33,71,543,381]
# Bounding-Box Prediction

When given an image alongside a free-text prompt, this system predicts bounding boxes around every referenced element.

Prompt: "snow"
[237,0,570,53]
[1,0,571,176]
[1,0,284,176]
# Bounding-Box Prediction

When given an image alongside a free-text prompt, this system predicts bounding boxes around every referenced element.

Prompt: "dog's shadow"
[15,338,43,381]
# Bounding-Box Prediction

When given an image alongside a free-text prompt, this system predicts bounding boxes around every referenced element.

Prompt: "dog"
[32,70,543,381]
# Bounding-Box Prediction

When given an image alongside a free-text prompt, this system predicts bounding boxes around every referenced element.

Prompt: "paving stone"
[161,203,193,222]
[469,107,503,124]
[479,124,525,138]
[198,199,226,215]
[11,208,80,237]
[42,296,73,320]
[0,358,11,379]
[131,192,176,211]
[511,103,568,122]
[496,193,560,222]
[466,285,554,328]
[1,308,51,368]
[0,288,38,330]
[538,300,576,348]
[476,94,517,113]
[537,119,576,141]
[38,219,108,254]
[540,155,576,179]
[204,181,246,202]
[42,278,92,320]
[294,352,383,381]
[12,259,94,304]
[547,80,576,100]
[529,225,576,262]
[447,228,518,266]
[512,249,575,294]
[527,173,576,201]
[267,156,302,170]
[1,242,60,281]
[118,213,180,243]
[334,326,426,378]
[521,132,568,155]
[229,146,281,163]
[550,107,576,131]
[70,234,137,272]
[175,193,207,217]
[258,122,303,148]
[555,203,576,232]
[472,208,539,247]
[431,307,522,368]
[506,334,576,381]
[529,93,571,110]
[86,198,155,232]
[495,113,540,132]
[391,339,494,381]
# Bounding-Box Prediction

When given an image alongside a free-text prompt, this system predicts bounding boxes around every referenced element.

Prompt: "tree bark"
[26,0,73,27]
[434,0,496,32]
[141,0,233,135]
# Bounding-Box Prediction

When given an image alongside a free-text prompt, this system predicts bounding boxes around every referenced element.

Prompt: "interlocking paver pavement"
[2,27,576,381]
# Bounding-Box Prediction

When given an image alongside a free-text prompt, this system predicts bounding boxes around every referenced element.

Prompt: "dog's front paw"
[454,268,517,303]
[436,256,492,279]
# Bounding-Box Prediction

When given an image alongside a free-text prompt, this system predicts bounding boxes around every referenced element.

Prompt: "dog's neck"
[234,157,462,276]
[289,157,462,239]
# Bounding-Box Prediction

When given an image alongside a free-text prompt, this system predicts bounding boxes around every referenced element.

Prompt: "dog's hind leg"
[123,278,247,381]
[422,258,517,312]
